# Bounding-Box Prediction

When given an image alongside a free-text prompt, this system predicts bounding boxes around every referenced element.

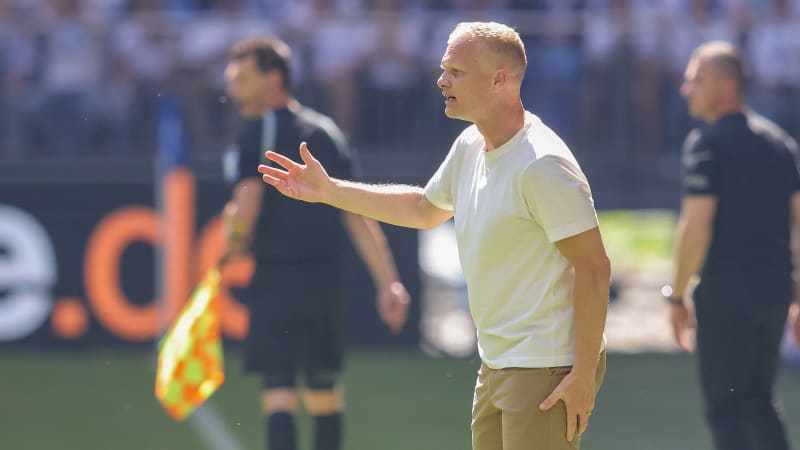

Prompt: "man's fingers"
[298,141,318,166]
[264,150,299,169]
[538,392,558,411]
[565,406,577,442]
[679,329,696,353]
[670,312,685,347]
[379,296,408,335]
[578,410,590,436]
[258,164,288,179]
[261,174,284,189]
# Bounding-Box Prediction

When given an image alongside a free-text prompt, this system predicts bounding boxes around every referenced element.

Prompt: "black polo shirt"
[235,105,355,266]
[682,110,800,278]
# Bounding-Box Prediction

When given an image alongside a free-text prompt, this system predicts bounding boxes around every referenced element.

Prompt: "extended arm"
[258,142,452,229]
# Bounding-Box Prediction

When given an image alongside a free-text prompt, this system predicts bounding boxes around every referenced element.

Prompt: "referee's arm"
[223,178,264,255]
[790,192,800,334]
[669,195,716,300]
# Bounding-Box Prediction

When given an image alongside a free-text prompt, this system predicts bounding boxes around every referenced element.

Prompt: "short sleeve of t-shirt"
[682,129,716,196]
[522,155,598,243]
[423,140,459,212]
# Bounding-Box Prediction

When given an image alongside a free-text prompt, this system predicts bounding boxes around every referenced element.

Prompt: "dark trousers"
[694,273,793,450]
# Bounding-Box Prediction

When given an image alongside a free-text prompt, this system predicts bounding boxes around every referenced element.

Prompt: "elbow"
[417,216,445,230]
[577,248,611,276]
[577,254,612,288]
[594,254,612,285]
[414,193,451,230]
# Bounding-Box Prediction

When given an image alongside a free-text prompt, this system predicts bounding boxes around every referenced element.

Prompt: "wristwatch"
[660,284,685,306]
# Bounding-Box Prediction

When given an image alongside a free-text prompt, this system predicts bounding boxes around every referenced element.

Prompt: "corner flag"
[155,268,225,421]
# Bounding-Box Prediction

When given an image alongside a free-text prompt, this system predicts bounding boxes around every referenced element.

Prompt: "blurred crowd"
[1,0,799,168]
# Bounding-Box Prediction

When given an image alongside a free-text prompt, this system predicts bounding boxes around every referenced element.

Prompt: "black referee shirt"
[235,105,356,266]
[682,110,800,277]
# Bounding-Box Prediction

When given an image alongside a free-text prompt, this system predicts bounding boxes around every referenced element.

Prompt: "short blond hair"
[690,40,745,93]
[448,22,527,80]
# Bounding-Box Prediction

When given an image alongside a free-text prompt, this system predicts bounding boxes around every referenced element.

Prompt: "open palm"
[258,141,331,203]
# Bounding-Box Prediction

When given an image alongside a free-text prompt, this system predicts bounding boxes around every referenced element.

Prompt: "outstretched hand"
[258,142,331,203]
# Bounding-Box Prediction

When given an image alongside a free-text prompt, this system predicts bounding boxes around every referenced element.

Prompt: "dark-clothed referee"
[221,37,410,450]
[664,40,800,450]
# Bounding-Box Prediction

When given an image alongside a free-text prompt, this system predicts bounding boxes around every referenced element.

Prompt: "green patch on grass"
[598,210,676,272]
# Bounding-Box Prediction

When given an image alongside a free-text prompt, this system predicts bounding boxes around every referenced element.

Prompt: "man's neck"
[477,102,526,151]
[261,93,297,113]
[707,100,744,124]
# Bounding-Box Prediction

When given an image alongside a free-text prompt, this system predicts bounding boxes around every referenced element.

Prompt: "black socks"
[266,411,342,450]
[313,413,342,450]
[267,411,296,450]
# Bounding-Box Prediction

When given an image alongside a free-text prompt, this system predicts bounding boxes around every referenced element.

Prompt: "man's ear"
[493,69,508,88]
[724,77,741,98]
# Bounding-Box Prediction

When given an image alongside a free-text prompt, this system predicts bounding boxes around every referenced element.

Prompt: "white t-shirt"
[424,112,600,369]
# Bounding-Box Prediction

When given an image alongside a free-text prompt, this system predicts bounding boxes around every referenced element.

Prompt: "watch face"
[660,284,674,298]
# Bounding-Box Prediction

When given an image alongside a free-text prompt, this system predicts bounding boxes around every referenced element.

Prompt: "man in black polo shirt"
[664,41,800,450]
[221,37,410,450]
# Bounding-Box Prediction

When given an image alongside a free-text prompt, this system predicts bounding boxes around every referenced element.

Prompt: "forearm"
[792,227,800,305]
[572,264,610,375]
[670,218,711,297]
[224,179,264,248]
[342,212,401,288]
[328,179,445,229]
[790,192,800,304]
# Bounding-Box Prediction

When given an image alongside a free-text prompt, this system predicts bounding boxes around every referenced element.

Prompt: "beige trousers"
[471,352,607,450]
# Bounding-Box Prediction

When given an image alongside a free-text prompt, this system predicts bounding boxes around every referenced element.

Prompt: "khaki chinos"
[472,352,606,450]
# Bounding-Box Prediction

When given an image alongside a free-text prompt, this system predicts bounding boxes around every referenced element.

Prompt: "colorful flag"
[155,268,225,421]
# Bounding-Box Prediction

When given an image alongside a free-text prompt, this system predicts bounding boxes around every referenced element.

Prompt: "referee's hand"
[377,281,410,335]
[670,303,696,353]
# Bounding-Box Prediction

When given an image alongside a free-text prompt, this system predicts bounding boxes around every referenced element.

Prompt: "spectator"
[746,0,800,140]
[36,0,104,156]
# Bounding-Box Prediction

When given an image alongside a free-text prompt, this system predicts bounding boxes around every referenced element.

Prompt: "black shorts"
[243,264,344,389]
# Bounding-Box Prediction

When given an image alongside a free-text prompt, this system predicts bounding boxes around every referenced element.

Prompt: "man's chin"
[443,109,471,123]
[688,104,704,119]
[239,109,260,119]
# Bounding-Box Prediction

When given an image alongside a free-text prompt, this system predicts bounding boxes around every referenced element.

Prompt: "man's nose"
[680,82,690,97]
[437,73,449,88]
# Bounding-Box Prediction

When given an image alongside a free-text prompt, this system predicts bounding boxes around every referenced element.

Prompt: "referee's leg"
[303,310,345,450]
[741,295,792,450]
[262,375,300,450]
[695,300,752,450]
[695,279,791,450]
[303,375,345,450]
